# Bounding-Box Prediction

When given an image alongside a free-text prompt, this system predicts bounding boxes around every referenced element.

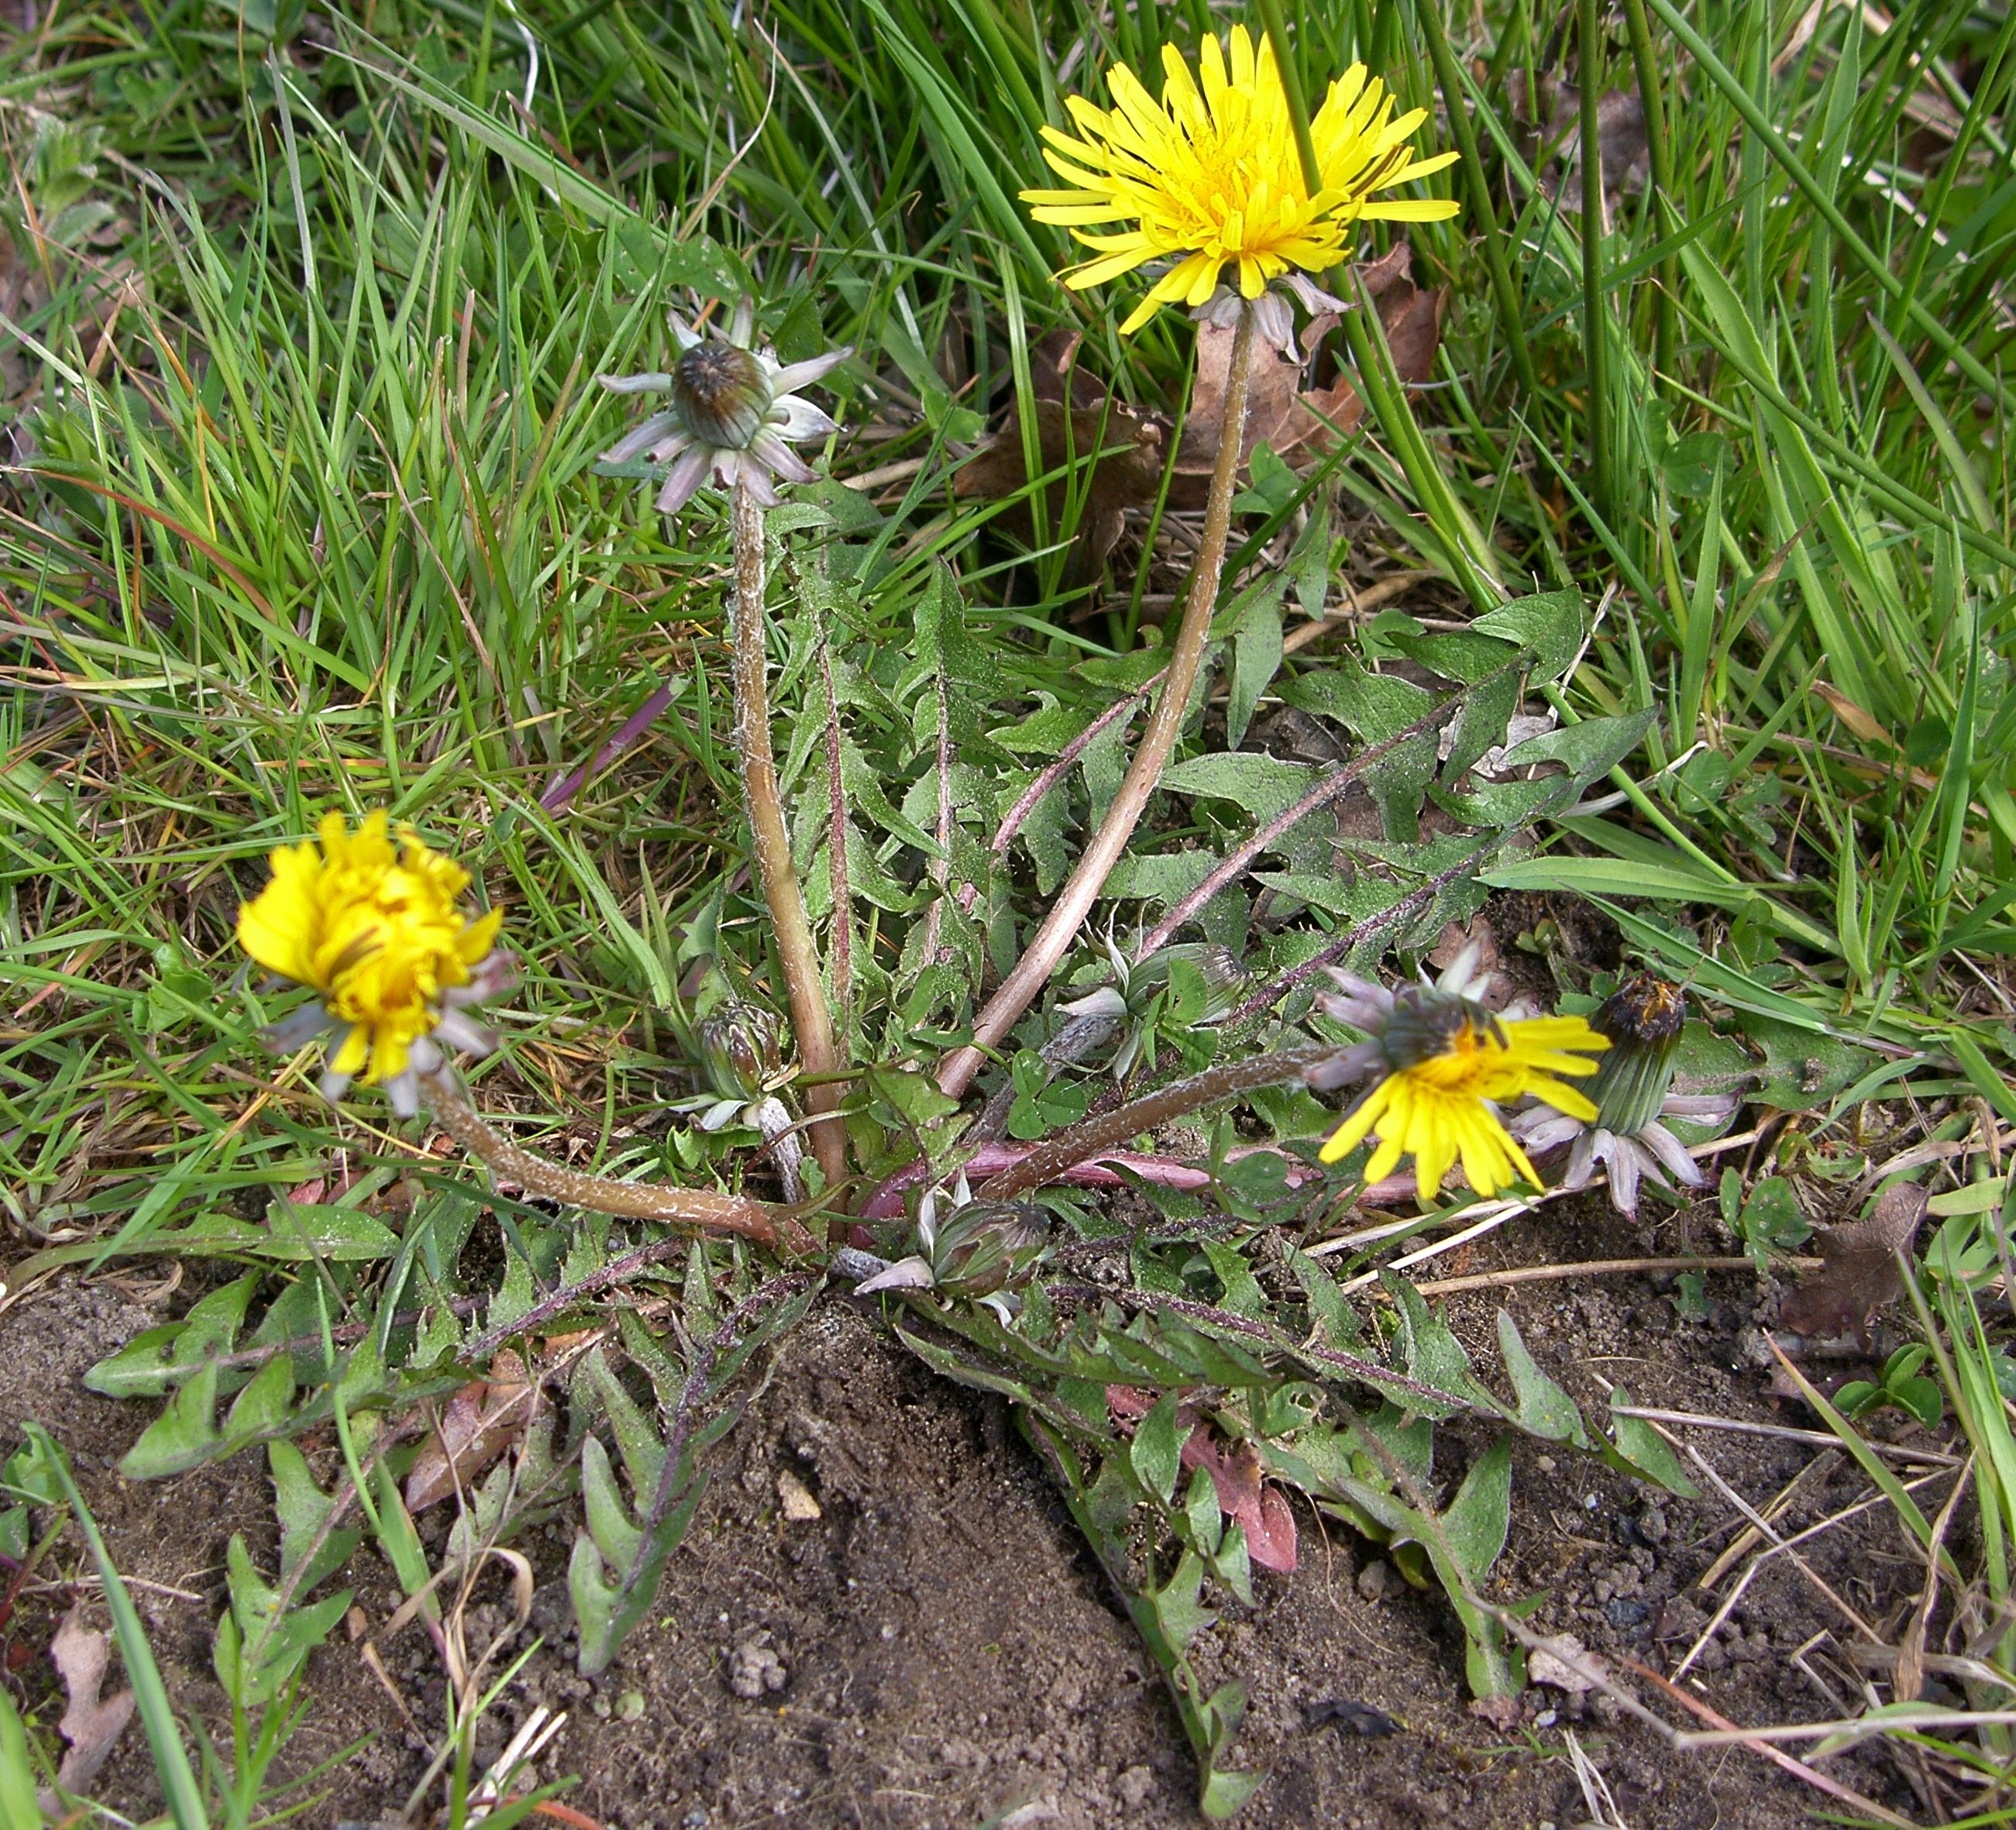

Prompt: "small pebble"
[727,1631,788,1699]
[777,1470,822,1521]
[1116,1764,1155,1808]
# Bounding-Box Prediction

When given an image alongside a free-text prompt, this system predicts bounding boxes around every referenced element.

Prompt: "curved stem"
[1132,672,1493,961]
[937,304,1258,1100]
[1223,836,1503,1028]
[731,481,848,1194]
[972,1043,1337,1203]
[987,675,1158,873]
[422,1073,810,1252]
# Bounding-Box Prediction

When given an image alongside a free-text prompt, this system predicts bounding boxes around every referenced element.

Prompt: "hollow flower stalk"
[1021,26,1459,335]
[599,301,848,516]
[236,811,511,1115]
[1309,946,1608,1199]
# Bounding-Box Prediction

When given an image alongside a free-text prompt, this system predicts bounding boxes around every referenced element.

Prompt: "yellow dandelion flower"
[1307,949,1607,1199]
[1020,26,1460,334]
[237,810,511,1113]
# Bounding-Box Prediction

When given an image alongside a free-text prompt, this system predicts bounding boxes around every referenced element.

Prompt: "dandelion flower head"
[599,300,850,517]
[237,810,510,1113]
[1021,26,1460,333]
[1309,947,1608,1199]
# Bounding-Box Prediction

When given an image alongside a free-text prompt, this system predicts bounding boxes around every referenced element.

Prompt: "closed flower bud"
[1586,974,1687,1139]
[1512,972,1736,1217]
[1130,942,1248,1024]
[697,1003,783,1103]
[928,1199,1051,1297]
[673,340,771,449]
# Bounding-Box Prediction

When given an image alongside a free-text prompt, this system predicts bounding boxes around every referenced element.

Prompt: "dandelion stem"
[421,1072,810,1251]
[973,1043,1337,1202]
[731,480,849,1195]
[936,304,1258,1101]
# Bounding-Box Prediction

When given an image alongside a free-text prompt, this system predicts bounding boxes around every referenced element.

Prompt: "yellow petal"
[1031,202,1132,225]
[1395,150,1461,181]
[1227,23,1257,92]
[331,1023,370,1075]
[1363,1130,1406,1185]
[1319,1078,1392,1163]
[1523,1077,1599,1122]
[1180,253,1223,306]
[1064,240,1160,288]
[368,1027,410,1085]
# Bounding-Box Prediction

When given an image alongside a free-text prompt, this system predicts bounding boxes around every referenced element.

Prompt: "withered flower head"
[599,298,851,518]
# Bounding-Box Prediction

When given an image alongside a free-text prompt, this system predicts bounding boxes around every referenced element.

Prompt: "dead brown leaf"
[404,1350,545,1511]
[1106,1387,1297,1573]
[1528,1632,1610,1694]
[1468,1694,1522,1731]
[1171,243,1444,507]
[954,329,1168,586]
[1814,682,1896,747]
[44,1605,136,1804]
[1778,1182,1929,1339]
[1521,81,1651,222]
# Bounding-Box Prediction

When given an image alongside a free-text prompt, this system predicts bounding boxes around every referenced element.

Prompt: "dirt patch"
[2,1213,1933,1828]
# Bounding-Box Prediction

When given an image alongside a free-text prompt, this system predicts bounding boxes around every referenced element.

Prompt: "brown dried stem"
[421,1072,808,1251]
[937,302,1258,1099]
[973,1041,1335,1202]
[731,480,848,1192]
[1132,672,1499,961]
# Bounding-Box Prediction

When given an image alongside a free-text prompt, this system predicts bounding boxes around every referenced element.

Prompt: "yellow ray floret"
[237,810,502,1086]
[1020,26,1460,332]
[1319,1013,1608,1199]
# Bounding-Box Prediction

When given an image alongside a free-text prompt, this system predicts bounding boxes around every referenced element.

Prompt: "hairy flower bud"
[1130,942,1248,1024]
[928,1199,1051,1297]
[1511,972,1732,1217]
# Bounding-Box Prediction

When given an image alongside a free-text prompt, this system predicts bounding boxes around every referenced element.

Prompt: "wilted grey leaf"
[1779,1182,1928,1337]
[46,1605,136,1802]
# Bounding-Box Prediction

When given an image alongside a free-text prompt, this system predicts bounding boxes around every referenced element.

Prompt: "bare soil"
[2,1193,1939,1828]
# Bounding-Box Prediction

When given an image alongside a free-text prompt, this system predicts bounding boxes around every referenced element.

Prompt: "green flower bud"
[927,1199,1051,1297]
[696,1003,782,1102]
[1587,973,1687,1137]
[1130,942,1248,1023]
